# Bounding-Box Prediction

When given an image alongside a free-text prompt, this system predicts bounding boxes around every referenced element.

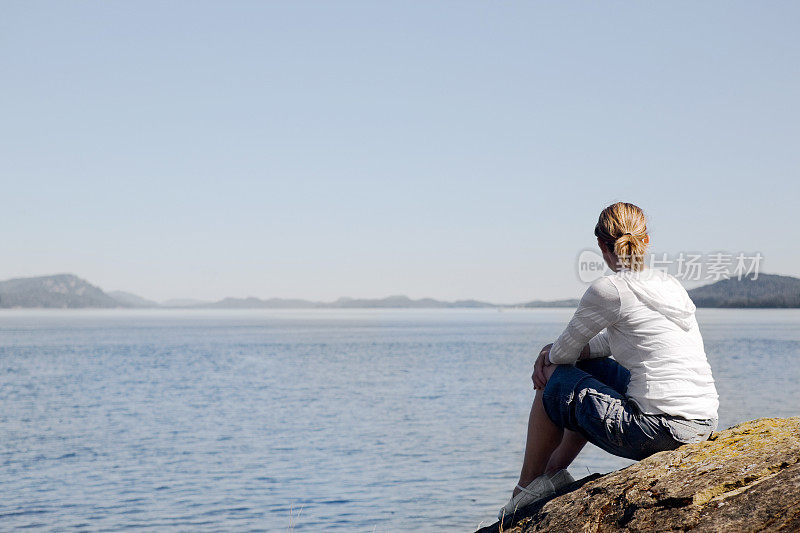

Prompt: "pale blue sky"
[2,2,798,302]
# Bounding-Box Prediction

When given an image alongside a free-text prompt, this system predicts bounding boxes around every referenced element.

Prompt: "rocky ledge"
[478,417,800,532]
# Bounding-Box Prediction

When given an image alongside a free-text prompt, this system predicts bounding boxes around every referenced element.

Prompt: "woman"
[499,202,719,519]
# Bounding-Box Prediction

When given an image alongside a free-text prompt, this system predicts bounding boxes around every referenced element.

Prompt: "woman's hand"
[532,343,554,390]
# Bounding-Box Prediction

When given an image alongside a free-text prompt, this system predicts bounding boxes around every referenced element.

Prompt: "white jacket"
[548,267,719,420]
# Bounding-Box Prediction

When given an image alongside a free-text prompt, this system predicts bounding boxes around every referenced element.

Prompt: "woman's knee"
[541,366,585,429]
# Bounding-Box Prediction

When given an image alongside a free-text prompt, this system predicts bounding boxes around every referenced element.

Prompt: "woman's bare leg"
[544,430,588,475]
[514,366,563,496]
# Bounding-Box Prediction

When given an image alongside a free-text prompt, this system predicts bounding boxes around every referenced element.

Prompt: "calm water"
[2,308,799,531]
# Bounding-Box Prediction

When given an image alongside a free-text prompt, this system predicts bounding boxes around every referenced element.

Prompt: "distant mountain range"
[0,274,579,309]
[686,273,800,308]
[0,273,798,309]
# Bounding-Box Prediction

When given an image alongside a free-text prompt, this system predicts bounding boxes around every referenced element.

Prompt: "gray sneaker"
[548,469,575,491]
[498,475,555,520]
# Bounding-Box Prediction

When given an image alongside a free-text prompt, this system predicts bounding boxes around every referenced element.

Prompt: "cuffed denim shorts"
[542,359,718,461]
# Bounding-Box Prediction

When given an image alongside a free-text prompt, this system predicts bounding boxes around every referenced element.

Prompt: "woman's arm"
[586,330,611,359]
[534,310,615,388]
[547,277,621,365]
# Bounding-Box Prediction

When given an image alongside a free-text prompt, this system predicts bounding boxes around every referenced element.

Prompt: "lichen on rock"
[479,417,800,533]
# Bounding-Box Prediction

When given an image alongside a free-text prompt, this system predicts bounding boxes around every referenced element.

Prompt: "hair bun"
[596,202,648,271]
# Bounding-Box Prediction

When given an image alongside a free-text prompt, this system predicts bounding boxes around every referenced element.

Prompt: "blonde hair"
[594,202,649,271]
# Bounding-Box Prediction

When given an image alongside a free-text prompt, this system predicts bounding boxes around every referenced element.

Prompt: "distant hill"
[160,298,211,308]
[517,298,580,308]
[108,290,158,308]
[688,273,800,308]
[0,274,122,308]
[200,297,317,309]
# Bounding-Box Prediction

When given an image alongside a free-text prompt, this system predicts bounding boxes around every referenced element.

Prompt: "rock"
[478,417,800,533]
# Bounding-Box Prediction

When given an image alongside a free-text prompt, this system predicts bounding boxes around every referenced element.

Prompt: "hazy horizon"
[1,268,789,307]
[2,2,798,302]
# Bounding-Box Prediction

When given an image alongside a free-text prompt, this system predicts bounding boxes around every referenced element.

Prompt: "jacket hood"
[616,268,697,330]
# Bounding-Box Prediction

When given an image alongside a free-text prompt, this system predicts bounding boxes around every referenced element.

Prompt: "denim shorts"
[542,358,718,461]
